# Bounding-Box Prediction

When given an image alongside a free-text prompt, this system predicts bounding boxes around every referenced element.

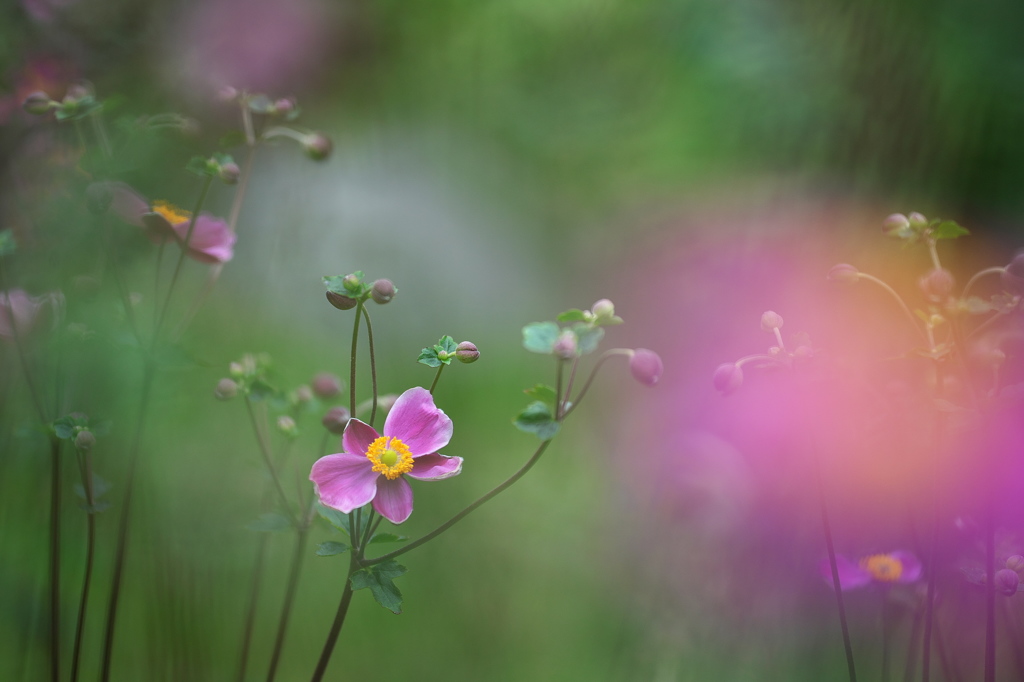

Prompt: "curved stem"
[244,397,299,526]
[857,273,929,343]
[561,349,632,420]
[926,238,942,272]
[962,267,1004,299]
[429,365,444,395]
[554,358,565,420]
[360,306,378,426]
[264,524,311,682]
[70,447,97,682]
[363,440,551,567]
[561,357,581,419]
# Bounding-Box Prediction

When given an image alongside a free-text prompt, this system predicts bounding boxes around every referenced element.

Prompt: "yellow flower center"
[152,200,191,225]
[366,436,414,480]
[860,554,903,582]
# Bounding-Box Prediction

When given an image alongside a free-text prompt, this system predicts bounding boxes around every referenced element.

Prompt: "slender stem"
[553,358,565,420]
[244,398,299,525]
[89,111,113,158]
[813,451,857,682]
[0,280,48,421]
[309,560,356,682]
[70,447,97,682]
[360,509,378,548]
[773,326,786,351]
[962,267,1004,299]
[561,357,581,418]
[360,306,378,426]
[903,606,923,682]
[264,524,311,682]
[152,241,166,339]
[48,436,62,682]
[236,533,269,682]
[561,349,633,420]
[364,440,551,567]
[881,593,890,682]
[857,273,929,343]
[429,365,444,395]
[984,510,996,682]
[349,301,364,416]
[926,238,942,272]
[99,359,157,681]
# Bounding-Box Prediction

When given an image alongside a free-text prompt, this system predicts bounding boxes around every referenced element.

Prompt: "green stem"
[349,301,364,417]
[881,593,890,682]
[264,523,311,682]
[553,358,565,420]
[856,273,929,344]
[561,349,633,420]
[561,357,581,420]
[429,364,444,395]
[962,267,1004,299]
[70,447,97,682]
[235,533,269,682]
[244,397,299,526]
[309,559,356,682]
[360,306,378,426]
[48,436,62,682]
[364,440,551,567]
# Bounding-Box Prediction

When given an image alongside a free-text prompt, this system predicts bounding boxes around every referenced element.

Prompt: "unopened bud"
[219,162,240,185]
[994,568,1020,596]
[277,415,298,437]
[919,268,955,300]
[882,213,911,236]
[760,310,784,332]
[455,341,480,364]
[218,85,239,102]
[215,378,238,400]
[1006,555,1024,573]
[294,385,313,404]
[311,373,342,398]
[1001,253,1024,295]
[552,330,577,359]
[713,363,743,395]
[629,348,663,386]
[74,430,96,451]
[592,299,615,319]
[370,279,396,304]
[326,291,358,310]
[23,91,54,115]
[63,82,93,104]
[908,212,928,229]
[827,263,860,285]
[303,133,333,161]
[273,98,296,114]
[322,406,351,435]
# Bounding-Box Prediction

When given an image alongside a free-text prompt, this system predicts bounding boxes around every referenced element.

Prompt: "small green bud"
[23,91,54,115]
[592,299,615,319]
[294,385,313,404]
[882,213,912,238]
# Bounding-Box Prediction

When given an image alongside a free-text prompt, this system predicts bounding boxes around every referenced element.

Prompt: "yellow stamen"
[860,554,903,582]
[366,436,414,480]
[152,200,191,225]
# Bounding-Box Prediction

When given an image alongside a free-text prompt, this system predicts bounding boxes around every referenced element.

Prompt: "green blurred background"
[3,0,1024,679]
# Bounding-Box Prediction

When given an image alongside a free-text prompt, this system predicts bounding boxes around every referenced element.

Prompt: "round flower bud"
[760,310,784,332]
[919,268,955,300]
[322,406,351,435]
[22,91,54,115]
[277,415,297,436]
[827,263,860,285]
[218,162,240,185]
[370,279,397,305]
[214,378,238,400]
[1000,253,1024,296]
[552,330,577,359]
[294,385,313,404]
[217,85,239,102]
[326,291,358,310]
[303,133,333,161]
[994,568,1020,596]
[592,299,615,319]
[713,363,743,395]
[882,213,911,236]
[908,212,928,229]
[1006,555,1024,574]
[63,82,93,104]
[74,429,96,451]
[629,349,663,386]
[455,341,480,364]
[273,98,296,114]
[311,373,342,398]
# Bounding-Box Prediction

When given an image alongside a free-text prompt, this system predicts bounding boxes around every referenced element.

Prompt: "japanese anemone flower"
[310,387,463,524]
[820,551,922,590]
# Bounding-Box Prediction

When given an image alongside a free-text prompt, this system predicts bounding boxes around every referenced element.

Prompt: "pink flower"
[820,551,922,590]
[0,289,50,339]
[310,387,462,524]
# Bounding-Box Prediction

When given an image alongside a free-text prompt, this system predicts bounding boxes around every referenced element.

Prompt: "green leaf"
[315,541,350,556]
[514,401,561,440]
[247,378,279,402]
[523,384,558,408]
[417,347,442,368]
[0,229,16,257]
[522,322,560,354]
[932,221,970,240]
[350,560,407,614]
[186,155,215,177]
[369,532,408,545]
[557,309,587,322]
[316,502,352,536]
[572,324,605,355]
[247,512,292,532]
[437,336,457,355]
[212,151,235,166]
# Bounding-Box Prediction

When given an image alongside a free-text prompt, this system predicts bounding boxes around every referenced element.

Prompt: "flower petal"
[309,453,379,513]
[372,477,413,524]
[407,454,463,481]
[106,182,149,227]
[173,215,236,264]
[819,555,872,591]
[383,387,452,456]
[892,550,922,583]
[342,419,379,456]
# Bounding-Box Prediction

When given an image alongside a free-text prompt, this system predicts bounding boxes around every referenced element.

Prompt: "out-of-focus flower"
[827,263,860,285]
[994,568,1021,596]
[312,373,342,398]
[820,551,922,590]
[310,387,461,524]
[552,330,577,359]
[630,349,663,386]
[322,406,351,435]
[0,289,48,339]
[712,363,743,395]
[144,201,236,264]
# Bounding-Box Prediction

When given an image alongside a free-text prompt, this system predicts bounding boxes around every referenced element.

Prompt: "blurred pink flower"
[820,551,922,590]
[0,289,51,339]
[310,387,462,524]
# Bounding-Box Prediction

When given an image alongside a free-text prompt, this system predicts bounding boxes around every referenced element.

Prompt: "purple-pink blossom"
[0,289,50,339]
[309,387,462,524]
[820,551,922,590]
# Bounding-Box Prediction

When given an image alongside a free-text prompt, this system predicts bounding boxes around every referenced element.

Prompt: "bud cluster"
[713,310,816,395]
[324,271,398,311]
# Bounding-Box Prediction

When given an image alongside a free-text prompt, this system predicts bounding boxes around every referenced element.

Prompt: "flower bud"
[294,385,313,404]
[1006,555,1024,574]
[760,310,784,332]
[1000,253,1024,295]
[994,568,1020,596]
[74,429,96,451]
[908,212,928,229]
[882,213,911,236]
[919,268,955,300]
[552,330,577,359]
[303,132,333,161]
[455,341,480,364]
[370,279,396,304]
[273,98,296,114]
[63,82,93,104]
[22,91,54,115]
[218,162,240,185]
[592,299,615,319]
[311,373,342,398]
[629,349,663,386]
[827,263,860,285]
[215,378,238,400]
[277,415,298,437]
[713,363,743,395]
[326,291,358,310]
[322,406,351,435]
[217,85,239,102]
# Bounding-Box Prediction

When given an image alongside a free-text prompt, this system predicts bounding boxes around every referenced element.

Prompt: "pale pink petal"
[0,290,43,339]
[309,453,379,513]
[892,551,922,583]
[106,182,149,227]
[173,215,236,264]
[383,387,452,456]
[342,419,379,456]
[407,454,463,481]
[372,477,413,524]
[819,555,871,590]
